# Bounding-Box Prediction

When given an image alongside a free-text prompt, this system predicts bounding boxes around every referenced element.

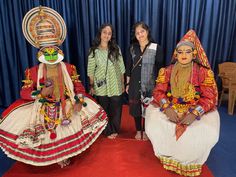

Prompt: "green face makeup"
[38,46,64,65]
[43,48,58,62]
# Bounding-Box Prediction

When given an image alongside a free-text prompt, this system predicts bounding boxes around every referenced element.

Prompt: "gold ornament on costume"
[184,84,196,102]
[170,62,192,99]
[22,69,33,88]
[193,49,197,58]
[37,51,43,58]
[202,70,216,86]
[170,62,197,117]
[156,68,166,83]
[174,50,178,59]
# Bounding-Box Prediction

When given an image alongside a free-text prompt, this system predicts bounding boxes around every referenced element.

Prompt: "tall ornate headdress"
[172,30,211,69]
[22,6,67,48]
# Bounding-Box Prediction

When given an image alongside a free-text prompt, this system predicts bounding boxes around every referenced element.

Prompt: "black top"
[126,42,163,117]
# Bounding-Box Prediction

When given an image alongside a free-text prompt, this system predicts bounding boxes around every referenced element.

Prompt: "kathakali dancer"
[145,30,220,176]
[0,6,107,168]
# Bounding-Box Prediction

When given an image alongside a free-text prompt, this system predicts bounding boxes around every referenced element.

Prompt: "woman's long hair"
[89,23,120,61]
[131,21,154,44]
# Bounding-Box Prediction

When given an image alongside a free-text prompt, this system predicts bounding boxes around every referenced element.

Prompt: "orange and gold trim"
[202,70,216,86]
[159,156,202,176]
[71,65,81,82]
[156,68,166,83]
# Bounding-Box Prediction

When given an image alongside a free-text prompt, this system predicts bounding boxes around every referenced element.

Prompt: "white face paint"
[38,46,64,65]
[38,53,64,65]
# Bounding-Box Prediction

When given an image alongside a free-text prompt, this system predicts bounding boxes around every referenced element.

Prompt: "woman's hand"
[122,84,125,93]
[125,77,130,94]
[180,113,196,125]
[125,85,129,94]
[89,87,95,96]
[164,107,179,123]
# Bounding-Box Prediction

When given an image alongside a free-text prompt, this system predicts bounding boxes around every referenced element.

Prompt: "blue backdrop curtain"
[0,0,236,107]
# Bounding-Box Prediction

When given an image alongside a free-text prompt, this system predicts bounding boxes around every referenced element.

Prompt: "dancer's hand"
[180,113,196,125]
[164,107,179,123]
[41,85,54,97]
[74,103,82,112]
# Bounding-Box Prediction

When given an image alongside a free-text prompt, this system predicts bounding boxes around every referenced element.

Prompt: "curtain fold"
[0,0,236,107]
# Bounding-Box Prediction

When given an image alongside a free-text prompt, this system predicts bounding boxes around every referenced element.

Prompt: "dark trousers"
[97,95,123,136]
[134,116,145,131]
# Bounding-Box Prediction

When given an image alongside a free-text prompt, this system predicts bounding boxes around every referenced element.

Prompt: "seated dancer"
[0,6,107,168]
[145,30,220,176]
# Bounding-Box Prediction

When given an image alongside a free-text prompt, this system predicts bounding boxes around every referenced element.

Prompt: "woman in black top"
[126,21,163,140]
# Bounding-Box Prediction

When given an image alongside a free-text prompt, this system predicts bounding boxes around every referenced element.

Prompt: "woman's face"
[135,25,148,43]
[100,26,112,43]
[176,45,194,65]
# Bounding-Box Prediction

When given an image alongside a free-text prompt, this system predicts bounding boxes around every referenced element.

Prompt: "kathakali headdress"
[22,6,67,64]
[172,30,211,69]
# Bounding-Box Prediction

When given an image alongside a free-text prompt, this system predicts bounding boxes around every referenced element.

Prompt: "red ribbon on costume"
[175,123,187,140]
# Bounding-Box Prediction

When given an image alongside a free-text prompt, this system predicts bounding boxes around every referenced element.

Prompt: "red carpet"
[4,106,213,177]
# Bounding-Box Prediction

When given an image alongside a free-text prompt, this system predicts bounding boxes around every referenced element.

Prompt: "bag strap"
[105,54,109,78]
[131,42,150,72]
[131,56,143,72]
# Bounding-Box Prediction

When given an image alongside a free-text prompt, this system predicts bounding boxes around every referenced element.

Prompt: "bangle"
[160,98,168,105]
[191,109,199,116]
[37,94,43,99]
[74,95,82,103]
[192,110,201,120]
[74,95,87,107]
[31,90,41,99]
[160,103,169,112]
[162,103,169,109]
[195,105,204,116]
[189,108,201,120]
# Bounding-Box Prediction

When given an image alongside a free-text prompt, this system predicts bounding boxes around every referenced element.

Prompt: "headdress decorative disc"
[22,6,67,48]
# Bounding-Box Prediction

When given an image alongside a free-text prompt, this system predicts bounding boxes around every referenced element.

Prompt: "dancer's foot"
[112,133,118,138]
[58,159,71,168]
[142,131,149,141]
[58,161,64,168]
[107,133,118,139]
[135,131,142,140]
[64,159,71,166]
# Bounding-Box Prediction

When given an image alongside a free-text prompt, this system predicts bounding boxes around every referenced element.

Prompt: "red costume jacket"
[20,62,86,100]
[153,62,218,114]
[1,62,86,119]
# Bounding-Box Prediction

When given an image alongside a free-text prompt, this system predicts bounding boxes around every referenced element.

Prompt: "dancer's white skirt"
[0,97,107,166]
[145,104,220,176]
